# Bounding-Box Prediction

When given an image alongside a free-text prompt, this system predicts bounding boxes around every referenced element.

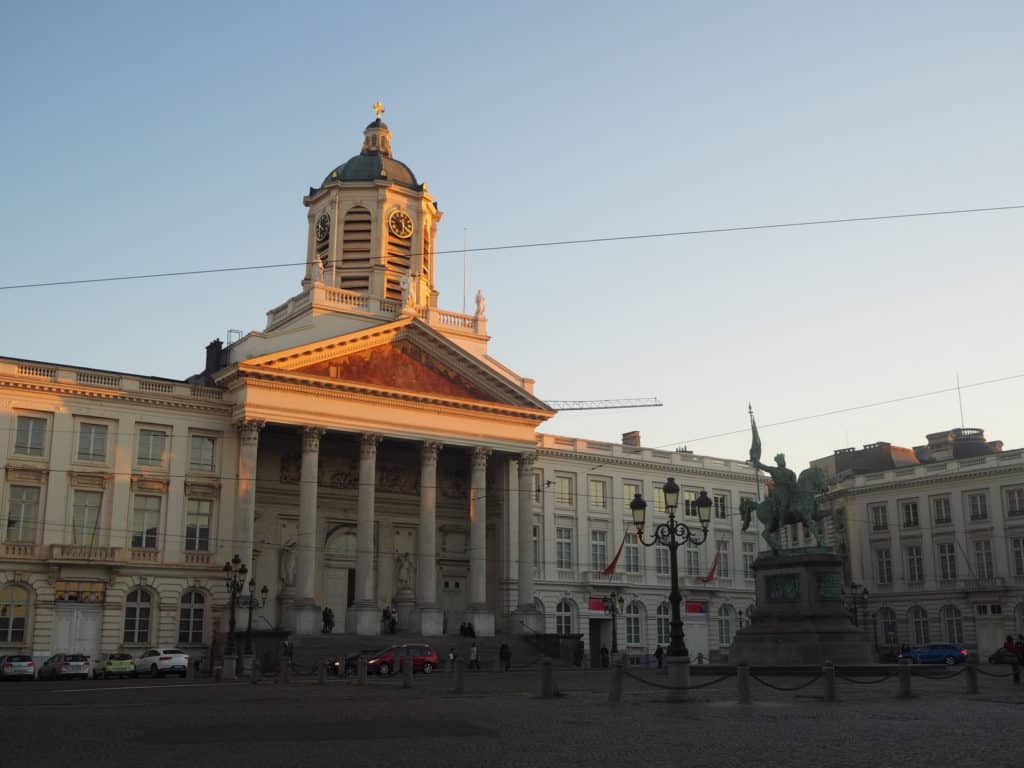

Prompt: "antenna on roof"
[227,329,243,344]
[956,372,965,428]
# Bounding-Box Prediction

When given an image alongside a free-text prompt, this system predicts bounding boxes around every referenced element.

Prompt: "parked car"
[366,644,439,676]
[0,654,36,680]
[95,653,136,679]
[987,647,1021,665]
[38,653,91,680]
[898,643,968,665]
[133,648,190,678]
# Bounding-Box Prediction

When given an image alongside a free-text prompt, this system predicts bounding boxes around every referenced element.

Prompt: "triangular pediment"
[234,318,552,413]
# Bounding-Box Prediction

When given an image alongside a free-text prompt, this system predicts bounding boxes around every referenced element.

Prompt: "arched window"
[656,602,670,646]
[625,601,644,646]
[124,588,152,644]
[555,599,573,636]
[718,604,735,648]
[939,605,963,643]
[178,590,205,644]
[0,585,28,643]
[909,606,929,646]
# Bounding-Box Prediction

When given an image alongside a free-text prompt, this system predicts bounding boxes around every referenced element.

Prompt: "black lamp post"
[244,578,270,656]
[223,554,247,658]
[631,478,712,658]
[603,591,625,655]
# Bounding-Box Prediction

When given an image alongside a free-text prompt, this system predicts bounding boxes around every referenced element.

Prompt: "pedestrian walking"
[321,606,331,634]
[469,642,481,670]
[499,643,511,672]
[654,645,664,669]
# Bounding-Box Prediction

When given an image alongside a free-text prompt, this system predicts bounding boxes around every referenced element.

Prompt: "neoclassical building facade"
[0,110,760,663]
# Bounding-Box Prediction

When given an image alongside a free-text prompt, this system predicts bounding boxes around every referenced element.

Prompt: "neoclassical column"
[235,420,264,568]
[516,452,537,610]
[293,427,324,634]
[416,442,444,635]
[468,447,490,607]
[351,433,382,635]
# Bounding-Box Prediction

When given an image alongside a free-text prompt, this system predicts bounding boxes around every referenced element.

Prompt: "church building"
[0,108,760,665]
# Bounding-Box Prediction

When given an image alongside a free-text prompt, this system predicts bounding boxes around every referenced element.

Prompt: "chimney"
[205,339,223,374]
[621,430,641,448]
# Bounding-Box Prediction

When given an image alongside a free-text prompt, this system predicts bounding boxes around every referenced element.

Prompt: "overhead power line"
[1,203,1022,291]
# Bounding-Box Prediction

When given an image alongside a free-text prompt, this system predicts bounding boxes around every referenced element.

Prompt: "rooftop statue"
[740,407,830,555]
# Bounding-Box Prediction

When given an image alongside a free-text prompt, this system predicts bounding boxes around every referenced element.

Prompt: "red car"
[366,644,439,675]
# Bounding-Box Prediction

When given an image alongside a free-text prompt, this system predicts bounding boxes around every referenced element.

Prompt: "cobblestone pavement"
[3,666,1021,768]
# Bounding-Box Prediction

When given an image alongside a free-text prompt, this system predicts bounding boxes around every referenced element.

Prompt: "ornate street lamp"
[223,554,248,658]
[631,478,712,658]
[603,591,625,655]
[244,578,270,656]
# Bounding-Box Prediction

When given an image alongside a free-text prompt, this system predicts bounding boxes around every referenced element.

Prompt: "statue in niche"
[312,258,324,284]
[395,552,415,591]
[279,541,296,587]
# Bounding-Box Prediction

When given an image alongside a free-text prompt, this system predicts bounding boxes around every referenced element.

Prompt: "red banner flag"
[588,596,606,611]
[697,550,721,583]
[600,532,628,577]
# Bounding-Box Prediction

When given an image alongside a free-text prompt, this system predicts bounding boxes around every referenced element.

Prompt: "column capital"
[421,441,443,464]
[301,426,326,453]
[360,433,383,460]
[471,446,491,472]
[517,452,538,473]
[236,420,265,445]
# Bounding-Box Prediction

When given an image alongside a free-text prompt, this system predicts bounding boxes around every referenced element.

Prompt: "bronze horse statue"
[739,466,831,554]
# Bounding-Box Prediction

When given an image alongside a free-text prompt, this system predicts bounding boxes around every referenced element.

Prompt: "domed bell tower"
[302,103,443,315]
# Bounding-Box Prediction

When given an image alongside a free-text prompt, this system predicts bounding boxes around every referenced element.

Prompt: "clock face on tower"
[388,209,414,239]
[315,212,331,242]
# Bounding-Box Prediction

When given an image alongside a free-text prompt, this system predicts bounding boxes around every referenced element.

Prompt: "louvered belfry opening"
[340,206,371,292]
[385,224,412,301]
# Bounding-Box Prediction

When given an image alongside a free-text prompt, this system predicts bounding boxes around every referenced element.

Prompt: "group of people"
[320,607,335,634]
[458,622,477,637]
[445,641,511,671]
[1002,635,1024,662]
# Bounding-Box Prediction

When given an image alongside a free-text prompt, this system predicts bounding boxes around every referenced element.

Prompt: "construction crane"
[544,397,663,412]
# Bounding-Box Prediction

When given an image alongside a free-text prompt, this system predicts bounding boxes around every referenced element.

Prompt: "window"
[623,482,640,514]
[5,486,39,543]
[975,540,994,578]
[716,541,731,578]
[718,604,734,647]
[967,492,988,521]
[906,546,924,583]
[651,485,665,516]
[683,490,698,518]
[531,524,541,573]
[625,602,642,645]
[938,543,957,580]
[588,479,607,510]
[901,501,919,529]
[869,503,888,531]
[0,585,28,643]
[131,495,161,549]
[909,606,929,646]
[123,589,152,643]
[685,542,700,577]
[655,546,669,576]
[940,605,963,643]
[743,542,756,579]
[55,580,105,602]
[534,473,543,503]
[713,494,728,520]
[137,429,167,467]
[932,497,952,525]
[555,527,573,570]
[14,415,46,456]
[555,599,573,635]
[1011,537,1024,578]
[590,530,607,571]
[71,490,102,546]
[1008,487,1024,517]
[656,603,670,645]
[178,591,205,644]
[189,435,216,472]
[185,499,212,552]
[876,549,892,585]
[554,475,574,506]
[624,534,640,574]
[77,423,108,462]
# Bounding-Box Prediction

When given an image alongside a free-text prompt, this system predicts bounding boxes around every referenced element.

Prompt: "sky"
[1,1,1022,470]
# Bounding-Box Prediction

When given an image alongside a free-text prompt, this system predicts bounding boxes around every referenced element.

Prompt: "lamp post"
[223,554,247,658]
[630,478,712,657]
[244,578,270,656]
[603,591,625,656]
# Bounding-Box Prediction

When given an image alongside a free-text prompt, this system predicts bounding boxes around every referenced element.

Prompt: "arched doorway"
[323,527,356,632]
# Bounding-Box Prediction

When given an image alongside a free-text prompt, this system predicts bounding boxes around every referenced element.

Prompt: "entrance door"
[324,568,350,631]
[52,605,103,659]
[439,573,467,632]
[588,618,607,668]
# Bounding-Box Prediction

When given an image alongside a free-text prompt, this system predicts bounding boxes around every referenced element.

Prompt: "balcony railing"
[960,577,1006,590]
[49,544,120,562]
[3,543,39,559]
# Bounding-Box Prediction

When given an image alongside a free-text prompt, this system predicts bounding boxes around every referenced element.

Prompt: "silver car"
[0,654,36,680]
[38,653,91,680]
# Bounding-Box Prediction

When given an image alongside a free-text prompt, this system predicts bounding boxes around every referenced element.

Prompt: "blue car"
[898,642,968,665]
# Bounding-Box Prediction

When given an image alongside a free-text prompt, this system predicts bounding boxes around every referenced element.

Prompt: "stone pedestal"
[348,602,381,636]
[728,551,876,666]
[394,590,416,632]
[417,606,444,636]
[463,606,495,637]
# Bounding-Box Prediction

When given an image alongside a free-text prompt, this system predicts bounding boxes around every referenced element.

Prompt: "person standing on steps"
[469,642,480,670]
[499,643,511,672]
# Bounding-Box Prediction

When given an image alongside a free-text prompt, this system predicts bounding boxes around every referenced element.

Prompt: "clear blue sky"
[2,1,1022,469]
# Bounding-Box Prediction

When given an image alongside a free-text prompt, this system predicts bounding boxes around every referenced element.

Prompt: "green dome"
[319,116,421,190]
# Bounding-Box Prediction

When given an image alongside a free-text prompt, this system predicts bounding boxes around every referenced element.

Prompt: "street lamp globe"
[695,490,713,527]
[662,477,680,511]
[629,493,647,532]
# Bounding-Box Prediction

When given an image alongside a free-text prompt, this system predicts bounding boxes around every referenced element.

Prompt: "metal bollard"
[279,661,290,685]
[223,655,237,681]
[608,659,624,704]
[249,658,260,684]
[965,660,979,695]
[213,665,223,683]
[540,658,554,699]
[737,663,751,705]
[358,655,367,685]
[822,661,836,702]
[897,658,912,699]
[402,656,413,688]
[666,656,690,702]
[1013,663,1021,686]
[318,659,327,685]
[453,658,466,693]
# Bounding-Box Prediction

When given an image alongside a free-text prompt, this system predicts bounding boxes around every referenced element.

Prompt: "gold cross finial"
[372,101,385,120]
